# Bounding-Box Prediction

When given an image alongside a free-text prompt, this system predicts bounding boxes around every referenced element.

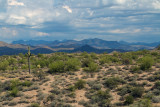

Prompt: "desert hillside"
[0,48,160,107]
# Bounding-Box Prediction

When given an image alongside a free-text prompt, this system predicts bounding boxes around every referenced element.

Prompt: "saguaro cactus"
[27,46,31,74]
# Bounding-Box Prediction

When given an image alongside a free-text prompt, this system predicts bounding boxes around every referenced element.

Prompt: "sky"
[0,0,160,43]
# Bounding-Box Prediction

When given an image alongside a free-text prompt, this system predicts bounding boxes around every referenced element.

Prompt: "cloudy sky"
[0,0,160,43]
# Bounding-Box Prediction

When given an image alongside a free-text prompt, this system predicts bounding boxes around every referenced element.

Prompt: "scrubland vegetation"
[0,48,160,107]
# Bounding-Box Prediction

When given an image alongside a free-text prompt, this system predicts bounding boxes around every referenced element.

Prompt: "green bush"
[82,58,94,67]
[8,58,17,65]
[10,87,19,97]
[104,77,125,89]
[122,58,132,65]
[157,45,160,50]
[83,62,99,73]
[30,103,40,107]
[153,81,160,90]
[0,60,9,71]
[131,87,144,98]
[117,85,132,96]
[33,70,46,80]
[65,58,80,71]
[21,80,32,87]
[140,56,154,71]
[75,80,86,90]
[124,95,134,105]
[68,85,76,92]
[49,61,65,73]
[130,66,140,73]
[152,96,160,103]
[137,99,152,107]
[90,90,111,106]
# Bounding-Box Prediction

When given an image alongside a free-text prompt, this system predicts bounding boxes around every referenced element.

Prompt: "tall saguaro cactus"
[27,46,31,74]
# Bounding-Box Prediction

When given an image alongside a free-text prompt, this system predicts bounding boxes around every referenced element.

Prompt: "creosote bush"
[49,58,80,73]
[140,56,154,71]
[74,79,86,90]
[131,87,144,98]
[104,77,125,89]
[0,60,9,71]
[83,62,99,73]
[49,61,65,73]
[124,95,134,105]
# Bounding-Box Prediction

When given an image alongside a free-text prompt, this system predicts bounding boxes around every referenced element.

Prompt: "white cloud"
[6,15,26,24]
[8,0,24,6]
[62,5,72,13]
[0,0,160,42]
[108,28,141,34]
[116,0,126,4]
[36,32,49,37]
[152,0,160,9]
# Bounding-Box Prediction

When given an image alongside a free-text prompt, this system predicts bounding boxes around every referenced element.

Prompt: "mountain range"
[0,38,159,56]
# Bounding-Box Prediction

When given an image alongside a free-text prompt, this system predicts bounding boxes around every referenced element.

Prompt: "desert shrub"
[83,62,99,73]
[65,58,80,71]
[140,56,154,71]
[0,60,9,71]
[152,96,160,103]
[18,58,26,64]
[130,66,140,73]
[147,75,160,82]
[82,57,94,67]
[137,99,152,107]
[29,103,40,107]
[21,80,32,87]
[157,45,160,50]
[33,70,46,80]
[104,77,125,89]
[8,101,17,106]
[153,81,160,90]
[10,79,21,90]
[144,92,154,100]
[124,95,134,105]
[117,85,132,96]
[74,79,86,90]
[67,85,76,92]
[34,58,49,68]
[21,64,28,69]
[122,58,132,65]
[10,87,19,97]
[90,52,98,59]
[99,55,111,65]
[81,52,89,58]
[18,53,24,57]
[131,87,144,98]
[49,61,65,73]
[8,58,17,65]
[90,90,111,106]
[91,84,102,90]
[37,53,43,58]
[151,52,158,56]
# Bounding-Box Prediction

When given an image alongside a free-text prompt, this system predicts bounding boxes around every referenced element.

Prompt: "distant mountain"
[0,47,27,56]
[59,45,127,53]
[0,41,128,56]
[119,41,160,47]
[0,41,55,56]
[12,38,157,51]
